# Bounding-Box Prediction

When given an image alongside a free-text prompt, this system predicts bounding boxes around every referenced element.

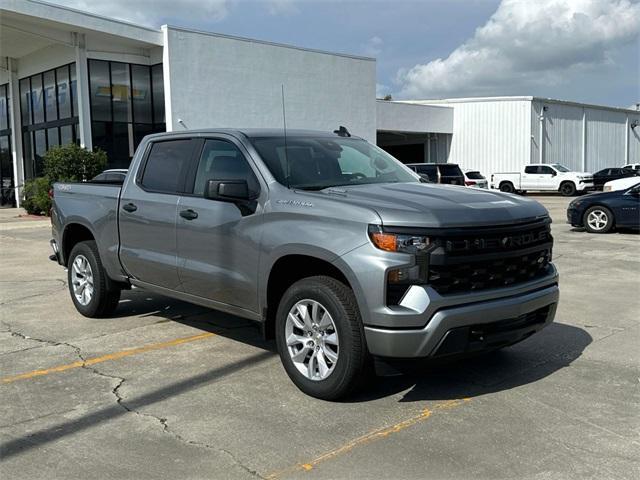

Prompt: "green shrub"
[22,177,52,216]
[21,144,108,215]
[43,143,107,183]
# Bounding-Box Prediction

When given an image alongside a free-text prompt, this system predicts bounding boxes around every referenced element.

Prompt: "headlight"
[603,185,612,192]
[368,226,430,253]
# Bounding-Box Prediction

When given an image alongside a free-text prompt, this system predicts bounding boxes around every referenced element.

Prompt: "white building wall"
[376,101,453,134]
[585,107,628,171]
[430,99,531,173]
[531,99,640,172]
[630,118,640,165]
[545,103,583,170]
[162,26,377,142]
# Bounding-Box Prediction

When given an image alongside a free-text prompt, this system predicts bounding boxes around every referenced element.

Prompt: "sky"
[48,0,640,108]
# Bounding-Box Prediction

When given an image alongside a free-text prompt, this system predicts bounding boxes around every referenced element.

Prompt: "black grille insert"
[429,249,552,295]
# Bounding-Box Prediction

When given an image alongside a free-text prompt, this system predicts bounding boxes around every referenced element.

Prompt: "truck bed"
[51,182,123,279]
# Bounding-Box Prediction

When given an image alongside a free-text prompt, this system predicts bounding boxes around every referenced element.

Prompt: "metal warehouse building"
[403,97,640,174]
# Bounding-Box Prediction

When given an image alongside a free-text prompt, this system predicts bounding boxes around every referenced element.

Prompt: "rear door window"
[141,139,194,193]
[524,166,539,174]
[438,164,463,177]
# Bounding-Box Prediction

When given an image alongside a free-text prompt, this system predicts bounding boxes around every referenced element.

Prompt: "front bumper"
[577,181,595,191]
[364,282,559,358]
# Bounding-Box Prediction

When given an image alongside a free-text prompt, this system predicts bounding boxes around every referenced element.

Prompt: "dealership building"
[1,0,638,207]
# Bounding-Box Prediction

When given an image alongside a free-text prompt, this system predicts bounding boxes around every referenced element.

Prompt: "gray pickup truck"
[50,129,559,399]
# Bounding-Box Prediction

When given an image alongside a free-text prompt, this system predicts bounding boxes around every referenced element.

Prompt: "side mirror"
[204,179,250,201]
[551,171,557,177]
[418,174,431,183]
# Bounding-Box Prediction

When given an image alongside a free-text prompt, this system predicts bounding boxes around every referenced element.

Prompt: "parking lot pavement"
[1,195,638,480]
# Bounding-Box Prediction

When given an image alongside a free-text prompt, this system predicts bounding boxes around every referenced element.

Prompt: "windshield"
[249,136,419,190]
[551,164,571,172]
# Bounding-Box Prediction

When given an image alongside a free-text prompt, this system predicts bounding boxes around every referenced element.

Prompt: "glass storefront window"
[0,84,8,131]
[56,66,71,119]
[43,70,57,122]
[1,84,14,206]
[34,129,46,176]
[60,125,74,146]
[89,60,165,169]
[31,75,44,124]
[110,62,132,123]
[20,64,79,180]
[89,59,111,122]
[152,64,165,124]
[132,65,152,124]
[19,78,31,126]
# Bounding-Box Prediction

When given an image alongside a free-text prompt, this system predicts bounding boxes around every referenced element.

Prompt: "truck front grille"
[383,219,554,302]
[429,249,552,295]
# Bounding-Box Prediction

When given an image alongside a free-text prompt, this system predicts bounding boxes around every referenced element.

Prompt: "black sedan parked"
[592,167,637,190]
[567,181,640,233]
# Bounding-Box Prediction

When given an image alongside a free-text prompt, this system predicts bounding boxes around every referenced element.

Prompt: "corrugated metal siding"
[585,108,627,171]
[542,103,584,171]
[629,112,640,164]
[445,100,531,173]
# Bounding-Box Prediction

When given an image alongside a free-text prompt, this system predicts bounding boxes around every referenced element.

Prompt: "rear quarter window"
[141,140,193,193]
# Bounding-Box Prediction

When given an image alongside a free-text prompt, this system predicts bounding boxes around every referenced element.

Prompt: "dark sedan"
[592,167,637,190]
[567,181,640,233]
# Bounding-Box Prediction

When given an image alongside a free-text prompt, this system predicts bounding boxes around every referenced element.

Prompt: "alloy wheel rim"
[71,254,94,306]
[587,210,608,231]
[285,299,339,381]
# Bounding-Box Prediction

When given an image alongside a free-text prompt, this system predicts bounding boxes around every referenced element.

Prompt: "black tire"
[275,276,372,400]
[560,181,577,196]
[67,240,121,318]
[583,206,614,234]
[499,182,515,193]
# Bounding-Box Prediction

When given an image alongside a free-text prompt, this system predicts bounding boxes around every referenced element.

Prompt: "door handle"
[122,202,137,213]
[179,209,198,220]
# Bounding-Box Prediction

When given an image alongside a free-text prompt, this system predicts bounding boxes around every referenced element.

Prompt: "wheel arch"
[263,252,359,340]
[61,222,96,266]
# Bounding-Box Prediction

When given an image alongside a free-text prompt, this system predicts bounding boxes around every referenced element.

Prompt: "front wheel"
[275,276,372,400]
[67,240,121,317]
[584,206,614,233]
[560,182,577,196]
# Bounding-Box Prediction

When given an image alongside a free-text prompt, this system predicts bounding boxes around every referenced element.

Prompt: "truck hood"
[310,182,549,228]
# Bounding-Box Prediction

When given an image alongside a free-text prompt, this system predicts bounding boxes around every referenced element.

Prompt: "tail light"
[48,188,54,199]
[465,180,476,186]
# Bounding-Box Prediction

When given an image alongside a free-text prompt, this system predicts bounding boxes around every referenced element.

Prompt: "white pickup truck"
[491,164,594,196]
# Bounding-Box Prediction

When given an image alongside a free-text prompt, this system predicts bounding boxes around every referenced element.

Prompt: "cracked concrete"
[1,196,639,480]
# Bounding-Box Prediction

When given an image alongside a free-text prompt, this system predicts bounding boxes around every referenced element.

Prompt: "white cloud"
[266,0,300,16]
[396,0,640,99]
[362,35,383,57]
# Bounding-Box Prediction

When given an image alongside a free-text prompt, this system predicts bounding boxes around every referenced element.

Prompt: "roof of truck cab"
[145,129,363,139]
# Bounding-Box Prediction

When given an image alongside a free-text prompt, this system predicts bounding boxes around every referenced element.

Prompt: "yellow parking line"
[1,332,215,384]
[265,398,471,479]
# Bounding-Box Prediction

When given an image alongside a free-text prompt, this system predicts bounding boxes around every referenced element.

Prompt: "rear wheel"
[499,182,515,193]
[584,206,613,233]
[275,276,372,400]
[560,181,577,196]
[67,240,121,317]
